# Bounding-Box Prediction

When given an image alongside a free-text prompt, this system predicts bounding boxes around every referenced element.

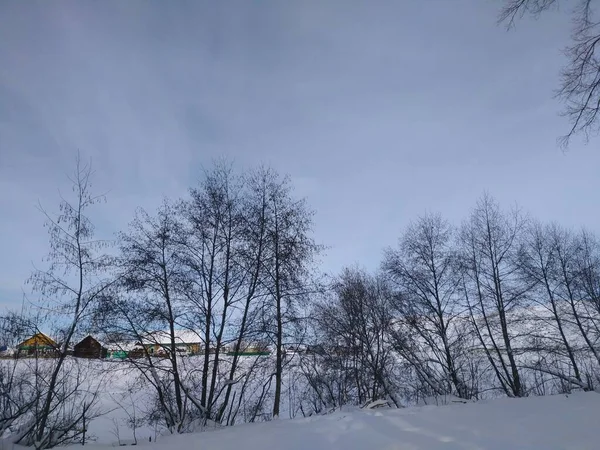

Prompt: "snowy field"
[71,392,600,450]
[3,354,600,449]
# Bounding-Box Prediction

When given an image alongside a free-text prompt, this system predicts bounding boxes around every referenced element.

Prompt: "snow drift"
[75,391,599,450]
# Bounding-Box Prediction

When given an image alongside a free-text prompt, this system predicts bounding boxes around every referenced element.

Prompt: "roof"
[17,332,58,347]
[140,329,202,346]
[104,341,140,352]
[75,335,108,348]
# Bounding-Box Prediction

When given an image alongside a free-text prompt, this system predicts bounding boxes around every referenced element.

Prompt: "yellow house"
[17,332,58,356]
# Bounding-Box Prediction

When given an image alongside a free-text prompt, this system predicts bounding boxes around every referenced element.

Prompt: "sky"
[1,0,599,310]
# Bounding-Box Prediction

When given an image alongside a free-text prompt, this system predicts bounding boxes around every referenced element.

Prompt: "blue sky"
[1,0,599,310]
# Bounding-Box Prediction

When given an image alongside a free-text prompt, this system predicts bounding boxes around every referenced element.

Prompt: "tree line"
[306,195,600,415]
[1,158,599,448]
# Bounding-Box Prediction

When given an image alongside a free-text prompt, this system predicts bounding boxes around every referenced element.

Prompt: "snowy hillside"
[76,392,599,450]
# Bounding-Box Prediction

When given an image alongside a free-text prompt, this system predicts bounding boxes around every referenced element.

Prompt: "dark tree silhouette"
[500,0,600,145]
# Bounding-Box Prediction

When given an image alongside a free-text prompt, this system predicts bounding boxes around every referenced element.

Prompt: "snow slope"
[78,392,599,450]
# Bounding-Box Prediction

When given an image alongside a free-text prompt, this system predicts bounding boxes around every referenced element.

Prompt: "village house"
[73,335,108,359]
[98,333,141,359]
[105,341,141,360]
[225,340,271,356]
[17,332,59,357]
[140,330,202,356]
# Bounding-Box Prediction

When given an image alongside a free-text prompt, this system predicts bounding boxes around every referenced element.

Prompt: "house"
[102,340,142,360]
[225,340,271,356]
[74,335,108,359]
[140,330,202,356]
[107,344,137,360]
[17,332,59,357]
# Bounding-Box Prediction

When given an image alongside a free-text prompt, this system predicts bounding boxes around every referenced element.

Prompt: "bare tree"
[568,229,600,383]
[383,213,471,399]
[178,163,247,420]
[14,156,112,449]
[0,354,36,440]
[458,194,530,397]
[248,167,321,418]
[178,162,295,425]
[91,162,322,429]
[575,229,600,320]
[215,166,271,424]
[115,201,192,433]
[499,0,600,145]
[518,222,592,390]
[311,268,401,410]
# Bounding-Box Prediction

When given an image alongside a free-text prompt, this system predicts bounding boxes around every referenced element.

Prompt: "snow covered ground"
[73,392,599,450]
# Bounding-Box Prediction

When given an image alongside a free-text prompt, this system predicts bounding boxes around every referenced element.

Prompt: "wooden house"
[74,335,108,359]
[17,332,58,357]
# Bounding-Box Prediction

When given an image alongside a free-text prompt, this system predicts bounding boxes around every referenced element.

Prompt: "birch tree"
[248,167,321,418]
[179,163,249,420]
[117,202,190,432]
[518,222,593,390]
[18,156,112,449]
[458,194,530,397]
[383,213,470,398]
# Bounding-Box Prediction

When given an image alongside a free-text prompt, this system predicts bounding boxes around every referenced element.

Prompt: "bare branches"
[383,213,470,399]
[558,2,600,145]
[499,0,560,28]
[499,0,600,145]
[310,268,399,409]
[7,155,114,449]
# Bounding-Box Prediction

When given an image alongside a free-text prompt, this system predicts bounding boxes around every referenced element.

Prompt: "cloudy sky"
[1,1,599,310]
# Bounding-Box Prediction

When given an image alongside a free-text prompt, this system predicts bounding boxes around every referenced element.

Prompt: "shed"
[73,335,108,359]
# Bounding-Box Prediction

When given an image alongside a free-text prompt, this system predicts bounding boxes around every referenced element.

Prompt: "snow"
[71,392,599,450]
[4,354,599,449]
